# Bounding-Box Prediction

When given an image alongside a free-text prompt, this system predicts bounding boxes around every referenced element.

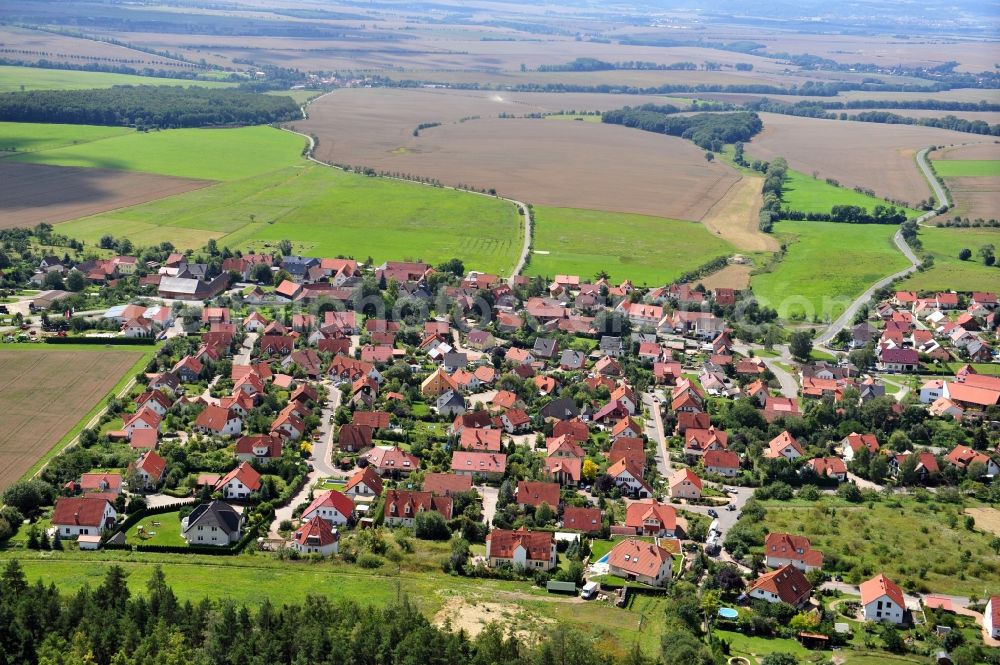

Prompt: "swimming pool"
[718,608,739,620]
[596,553,610,564]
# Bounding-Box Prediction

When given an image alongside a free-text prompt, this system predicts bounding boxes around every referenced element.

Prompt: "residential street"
[732,342,799,398]
[643,390,671,478]
[478,484,499,526]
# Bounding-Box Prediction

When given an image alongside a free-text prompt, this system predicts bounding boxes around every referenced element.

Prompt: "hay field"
[8,124,305,181]
[526,206,733,286]
[0,65,234,92]
[751,221,909,321]
[0,162,210,228]
[745,113,980,206]
[57,164,523,275]
[298,89,741,222]
[929,144,1000,220]
[0,348,143,491]
[898,226,1000,292]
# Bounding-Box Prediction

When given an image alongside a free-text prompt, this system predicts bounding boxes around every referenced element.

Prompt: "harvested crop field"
[965,507,1000,536]
[696,263,752,290]
[929,145,1000,221]
[745,113,979,206]
[298,89,740,222]
[932,143,1000,161]
[0,162,211,228]
[0,348,144,491]
[698,175,777,252]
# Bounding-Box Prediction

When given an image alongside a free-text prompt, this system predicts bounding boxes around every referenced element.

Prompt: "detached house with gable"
[485,528,557,571]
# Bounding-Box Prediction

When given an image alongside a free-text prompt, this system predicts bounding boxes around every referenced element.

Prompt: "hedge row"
[45,336,156,346]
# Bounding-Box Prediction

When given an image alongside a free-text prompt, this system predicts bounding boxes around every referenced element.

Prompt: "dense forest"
[0,86,300,128]
[0,561,681,665]
[601,106,763,150]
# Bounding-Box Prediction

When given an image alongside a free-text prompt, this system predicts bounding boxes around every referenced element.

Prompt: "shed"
[78,534,102,550]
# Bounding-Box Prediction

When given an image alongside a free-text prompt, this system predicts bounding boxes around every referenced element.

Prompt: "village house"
[344,467,383,499]
[860,574,906,625]
[984,596,1000,639]
[234,434,282,463]
[195,404,242,437]
[607,538,673,587]
[129,450,166,490]
[764,533,824,572]
[703,449,741,477]
[841,432,879,461]
[516,480,561,510]
[366,446,420,477]
[805,456,848,482]
[214,462,261,500]
[607,458,653,498]
[422,472,473,497]
[290,516,340,556]
[383,490,453,527]
[668,468,702,500]
[562,506,602,535]
[181,500,243,547]
[302,489,355,526]
[485,528,557,571]
[451,451,506,480]
[747,564,812,608]
[624,500,677,537]
[52,496,117,539]
[765,431,804,460]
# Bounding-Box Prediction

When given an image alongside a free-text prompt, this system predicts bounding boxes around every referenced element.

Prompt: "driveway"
[234,332,258,365]
[312,380,344,477]
[643,391,671,478]
[478,484,499,526]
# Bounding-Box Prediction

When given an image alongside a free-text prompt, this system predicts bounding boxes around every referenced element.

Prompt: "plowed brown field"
[0,349,144,491]
[0,162,211,228]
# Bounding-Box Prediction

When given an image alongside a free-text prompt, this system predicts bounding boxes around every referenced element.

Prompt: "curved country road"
[815,147,949,346]
[281,94,532,285]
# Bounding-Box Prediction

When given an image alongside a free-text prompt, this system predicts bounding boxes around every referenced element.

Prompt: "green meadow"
[751,220,909,321]
[8,124,305,180]
[0,65,236,93]
[526,206,733,285]
[932,159,1000,177]
[0,121,132,155]
[899,225,1000,292]
[781,169,922,218]
[59,164,523,274]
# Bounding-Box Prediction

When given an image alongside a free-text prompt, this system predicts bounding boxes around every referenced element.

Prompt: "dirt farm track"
[0,349,143,491]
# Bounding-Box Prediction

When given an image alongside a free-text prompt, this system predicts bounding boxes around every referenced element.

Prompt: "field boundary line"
[815,146,948,347]
[281,93,531,284]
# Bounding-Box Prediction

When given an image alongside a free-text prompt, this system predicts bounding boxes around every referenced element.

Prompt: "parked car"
[726,504,736,511]
[707,509,718,518]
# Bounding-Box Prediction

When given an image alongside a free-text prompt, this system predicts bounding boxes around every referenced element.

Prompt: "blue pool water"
[596,553,610,564]
[718,608,739,620]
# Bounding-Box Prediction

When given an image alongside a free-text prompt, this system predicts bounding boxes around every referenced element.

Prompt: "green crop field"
[759,497,1000,597]
[9,124,305,180]
[58,164,523,274]
[0,65,236,93]
[782,169,922,218]
[751,220,909,321]
[0,121,132,155]
[899,226,1000,292]
[932,159,1000,177]
[526,206,733,286]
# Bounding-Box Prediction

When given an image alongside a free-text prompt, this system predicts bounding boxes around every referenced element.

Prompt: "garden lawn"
[898,225,1000,292]
[9,124,305,180]
[0,65,236,93]
[57,164,523,274]
[125,511,187,547]
[932,160,1000,177]
[0,121,132,155]
[751,220,909,321]
[527,206,733,286]
[759,496,1000,597]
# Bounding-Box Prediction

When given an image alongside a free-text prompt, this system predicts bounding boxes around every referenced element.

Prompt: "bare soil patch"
[964,507,1000,536]
[746,113,978,206]
[433,595,555,640]
[297,88,740,221]
[698,175,776,252]
[0,349,143,491]
[0,162,211,228]
[697,263,752,290]
[939,176,1000,220]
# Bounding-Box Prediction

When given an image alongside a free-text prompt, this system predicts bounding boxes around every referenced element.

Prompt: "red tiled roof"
[607,538,672,578]
[422,472,472,496]
[765,533,824,568]
[516,480,560,507]
[344,467,383,495]
[625,500,676,532]
[293,515,339,547]
[460,427,502,452]
[52,496,112,527]
[487,528,553,561]
[302,489,355,520]
[859,573,905,608]
[384,490,453,520]
[748,564,812,606]
[563,506,602,534]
